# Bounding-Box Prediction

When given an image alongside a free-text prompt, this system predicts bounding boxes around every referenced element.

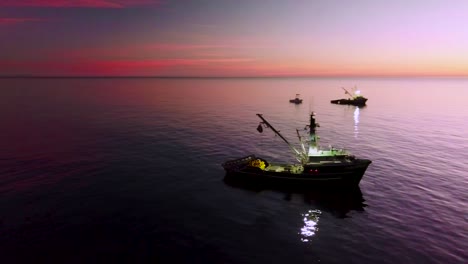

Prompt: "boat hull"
[289,99,303,104]
[330,98,367,106]
[222,155,371,189]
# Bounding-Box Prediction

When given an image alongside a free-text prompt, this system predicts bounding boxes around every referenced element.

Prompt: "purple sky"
[1,0,467,76]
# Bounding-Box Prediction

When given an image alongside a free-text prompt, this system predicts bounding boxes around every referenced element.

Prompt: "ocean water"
[0,77,467,263]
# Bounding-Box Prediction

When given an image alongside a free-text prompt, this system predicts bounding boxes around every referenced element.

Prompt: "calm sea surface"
[0,77,467,263]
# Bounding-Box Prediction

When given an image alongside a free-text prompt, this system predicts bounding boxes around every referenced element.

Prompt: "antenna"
[342,87,353,98]
[309,96,314,114]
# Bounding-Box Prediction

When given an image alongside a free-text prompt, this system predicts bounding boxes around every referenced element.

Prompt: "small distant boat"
[331,87,368,106]
[222,112,372,188]
[289,94,303,104]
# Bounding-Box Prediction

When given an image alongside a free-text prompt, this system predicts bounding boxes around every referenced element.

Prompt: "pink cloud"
[147,44,234,51]
[50,43,258,60]
[0,17,44,25]
[0,0,160,8]
[55,44,232,59]
[147,41,271,51]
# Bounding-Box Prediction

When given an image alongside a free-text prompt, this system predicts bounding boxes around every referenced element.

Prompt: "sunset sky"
[1,0,468,77]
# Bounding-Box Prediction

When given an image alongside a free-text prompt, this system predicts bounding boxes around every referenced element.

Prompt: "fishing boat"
[222,112,371,187]
[289,94,303,104]
[331,87,368,106]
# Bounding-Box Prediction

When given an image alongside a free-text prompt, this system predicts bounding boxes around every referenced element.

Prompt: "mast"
[256,114,306,162]
[309,112,319,150]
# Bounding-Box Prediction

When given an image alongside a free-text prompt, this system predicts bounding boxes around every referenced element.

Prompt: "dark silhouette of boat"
[289,94,303,104]
[222,112,372,187]
[331,87,368,106]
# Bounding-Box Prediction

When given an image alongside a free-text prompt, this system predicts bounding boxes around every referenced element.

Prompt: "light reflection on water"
[300,209,322,242]
[354,106,360,138]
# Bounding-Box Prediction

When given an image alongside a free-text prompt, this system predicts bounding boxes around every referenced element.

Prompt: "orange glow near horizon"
[1,58,468,77]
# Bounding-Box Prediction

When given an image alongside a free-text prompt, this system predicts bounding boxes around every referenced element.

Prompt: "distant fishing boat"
[222,112,372,188]
[331,87,368,106]
[289,94,303,104]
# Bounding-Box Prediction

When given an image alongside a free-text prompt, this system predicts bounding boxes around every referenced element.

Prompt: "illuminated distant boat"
[289,94,303,104]
[222,112,372,188]
[331,87,368,106]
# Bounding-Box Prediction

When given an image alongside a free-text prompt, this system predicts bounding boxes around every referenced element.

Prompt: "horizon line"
[1,75,468,79]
